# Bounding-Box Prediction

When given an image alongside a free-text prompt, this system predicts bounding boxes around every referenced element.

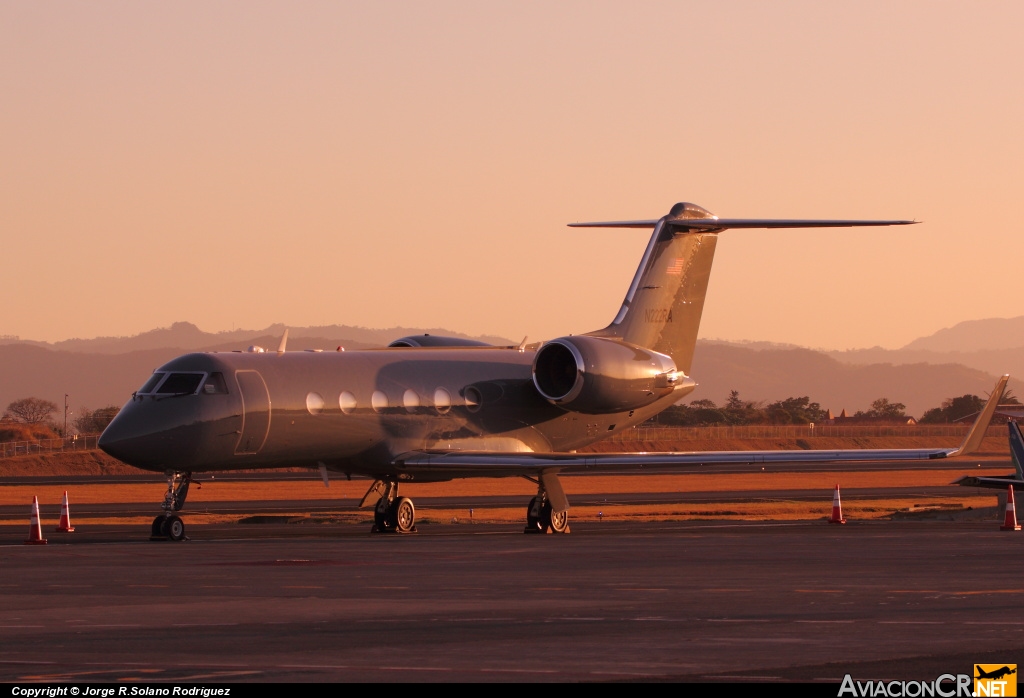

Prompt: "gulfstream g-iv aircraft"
[98,202,1007,541]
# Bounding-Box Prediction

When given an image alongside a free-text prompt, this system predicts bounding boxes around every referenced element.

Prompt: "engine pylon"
[828,484,847,524]
[25,496,48,545]
[1000,484,1021,531]
[56,490,75,532]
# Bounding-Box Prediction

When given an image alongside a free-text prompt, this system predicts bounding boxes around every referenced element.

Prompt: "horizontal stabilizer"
[569,218,918,231]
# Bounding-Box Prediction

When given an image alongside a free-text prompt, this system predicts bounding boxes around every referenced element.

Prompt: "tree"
[854,398,907,420]
[4,397,58,424]
[725,390,745,411]
[920,394,985,423]
[74,406,121,434]
[764,396,828,424]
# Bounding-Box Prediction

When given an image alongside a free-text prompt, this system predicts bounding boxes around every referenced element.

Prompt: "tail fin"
[572,203,917,375]
[584,202,719,374]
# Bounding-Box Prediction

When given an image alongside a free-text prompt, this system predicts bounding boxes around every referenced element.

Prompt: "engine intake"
[532,335,684,414]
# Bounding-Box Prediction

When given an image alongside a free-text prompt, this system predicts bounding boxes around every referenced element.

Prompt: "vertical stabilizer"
[587,202,720,374]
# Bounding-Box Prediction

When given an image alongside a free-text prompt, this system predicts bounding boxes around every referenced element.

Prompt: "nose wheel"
[150,472,193,541]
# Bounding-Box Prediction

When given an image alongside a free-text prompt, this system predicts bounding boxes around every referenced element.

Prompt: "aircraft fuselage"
[99,346,691,479]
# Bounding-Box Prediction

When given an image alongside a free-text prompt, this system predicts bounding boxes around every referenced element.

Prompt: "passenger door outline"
[234,370,271,455]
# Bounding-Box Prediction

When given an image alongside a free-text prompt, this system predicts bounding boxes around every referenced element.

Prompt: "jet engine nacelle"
[532,335,682,414]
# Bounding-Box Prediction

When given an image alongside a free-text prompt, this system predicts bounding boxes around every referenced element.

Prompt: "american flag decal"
[665,258,685,275]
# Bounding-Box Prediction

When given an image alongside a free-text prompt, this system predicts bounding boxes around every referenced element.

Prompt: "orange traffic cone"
[55,491,75,532]
[828,484,846,524]
[25,496,48,545]
[1000,485,1021,531]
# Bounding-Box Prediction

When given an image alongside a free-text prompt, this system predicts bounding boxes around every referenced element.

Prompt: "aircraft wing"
[394,446,960,479]
[953,417,1024,490]
[395,375,1008,481]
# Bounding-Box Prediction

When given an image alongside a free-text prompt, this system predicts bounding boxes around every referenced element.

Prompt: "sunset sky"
[2,2,1022,349]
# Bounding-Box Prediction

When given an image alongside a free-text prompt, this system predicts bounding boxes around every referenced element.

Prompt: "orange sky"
[2,2,1022,349]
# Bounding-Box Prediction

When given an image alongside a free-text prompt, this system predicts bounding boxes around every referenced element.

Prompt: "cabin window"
[403,389,420,413]
[155,372,204,395]
[138,373,166,394]
[371,390,389,413]
[433,387,451,415]
[339,391,357,415]
[306,392,325,415]
[202,372,228,395]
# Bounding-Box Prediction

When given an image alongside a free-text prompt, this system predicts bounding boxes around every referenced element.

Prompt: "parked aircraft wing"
[395,375,1008,480]
[953,416,1024,490]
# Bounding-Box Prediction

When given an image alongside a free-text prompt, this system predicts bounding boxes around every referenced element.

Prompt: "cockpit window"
[138,373,166,394]
[202,372,228,395]
[155,373,205,395]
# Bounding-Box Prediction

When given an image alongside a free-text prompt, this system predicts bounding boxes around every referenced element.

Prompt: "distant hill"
[0,322,516,355]
[0,324,517,416]
[826,346,1024,381]
[688,341,1011,417]
[901,316,1024,353]
[818,316,1024,379]
[0,332,1013,421]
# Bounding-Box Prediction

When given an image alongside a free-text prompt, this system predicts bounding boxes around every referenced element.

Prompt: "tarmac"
[1,518,1022,682]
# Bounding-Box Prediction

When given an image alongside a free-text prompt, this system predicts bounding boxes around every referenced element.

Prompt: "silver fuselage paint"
[100,346,694,479]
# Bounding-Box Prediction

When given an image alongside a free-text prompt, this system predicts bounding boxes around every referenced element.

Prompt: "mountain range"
[0,318,1020,420]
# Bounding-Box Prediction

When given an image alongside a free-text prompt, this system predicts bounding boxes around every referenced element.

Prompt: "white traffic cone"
[25,496,48,545]
[828,484,847,524]
[1000,484,1021,531]
[55,490,75,532]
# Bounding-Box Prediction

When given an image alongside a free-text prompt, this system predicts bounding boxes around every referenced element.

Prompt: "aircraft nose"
[97,410,147,465]
[99,400,202,470]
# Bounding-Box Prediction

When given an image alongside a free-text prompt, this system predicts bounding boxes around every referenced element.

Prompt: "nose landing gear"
[150,472,193,541]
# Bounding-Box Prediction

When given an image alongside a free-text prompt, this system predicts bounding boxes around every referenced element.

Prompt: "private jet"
[98,202,1007,540]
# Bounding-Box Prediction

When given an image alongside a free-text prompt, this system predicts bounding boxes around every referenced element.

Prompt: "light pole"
[64,394,68,440]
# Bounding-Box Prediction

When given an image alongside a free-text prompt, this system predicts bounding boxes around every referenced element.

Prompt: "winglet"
[277,328,289,354]
[948,374,1008,457]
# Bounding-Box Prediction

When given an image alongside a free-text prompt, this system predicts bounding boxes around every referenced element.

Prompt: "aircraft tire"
[525,496,544,531]
[150,516,165,539]
[394,497,415,533]
[374,497,394,532]
[165,515,186,542]
[547,505,569,534]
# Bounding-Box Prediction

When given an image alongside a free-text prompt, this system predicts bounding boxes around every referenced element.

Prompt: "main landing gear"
[150,471,193,542]
[360,476,570,535]
[524,479,570,535]
[363,480,417,534]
